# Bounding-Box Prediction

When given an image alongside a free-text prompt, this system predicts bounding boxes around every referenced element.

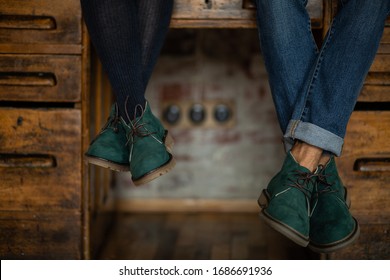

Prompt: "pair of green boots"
[85,102,175,186]
[258,152,360,254]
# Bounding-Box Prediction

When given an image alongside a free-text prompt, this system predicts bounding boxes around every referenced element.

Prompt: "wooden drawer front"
[335,111,390,224]
[0,55,81,102]
[360,54,390,102]
[0,211,81,259]
[380,27,390,45]
[171,0,323,28]
[0,0,81,46]
[360,25,390,102]
[0,108,81,211]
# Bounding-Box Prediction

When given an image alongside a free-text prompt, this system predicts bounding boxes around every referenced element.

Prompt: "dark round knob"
[189,103,206,124]
[214,104,231,123]
[163,104,181,125]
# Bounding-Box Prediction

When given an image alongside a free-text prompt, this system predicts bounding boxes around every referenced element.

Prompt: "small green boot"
[121,101,175,186]
[308,157,360,253]
[258,152,317,247]
[85,104,130,171]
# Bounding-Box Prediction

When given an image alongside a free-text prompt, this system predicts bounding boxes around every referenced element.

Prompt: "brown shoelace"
[124,98,155,145]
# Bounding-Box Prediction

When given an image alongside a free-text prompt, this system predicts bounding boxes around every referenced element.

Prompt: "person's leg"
[138,0,174,93]
[285,0,390,156]
[304,0,389,252]
[255,0,318,136]
[289,0,389,251]
[81,0,175,184]
[255,0,389,251]
[80,0,173,117]
[80,0,144,118]
[255,0,322,246]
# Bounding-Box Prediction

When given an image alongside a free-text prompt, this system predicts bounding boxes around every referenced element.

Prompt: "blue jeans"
[255,0,390,156]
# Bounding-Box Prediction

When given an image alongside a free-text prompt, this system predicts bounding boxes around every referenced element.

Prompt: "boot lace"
[286,170,317,198]
[315,165,337,196]
[124,98,156,145]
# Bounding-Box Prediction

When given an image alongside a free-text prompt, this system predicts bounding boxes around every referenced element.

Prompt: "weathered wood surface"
[170,0,324,28]
[336,111,390,224]
[0,0,82,46]
[0,211,82,259]
[0,108,82,211]
[0,55,82,102]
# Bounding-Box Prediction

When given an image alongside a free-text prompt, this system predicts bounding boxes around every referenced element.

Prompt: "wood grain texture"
[0,54,82,102]
[98,213,318,260]
[329,224,390,260]
[336,111,390,224]
[0,108,82,212]
[0,211,82,259]
[0,0,82,46]
[170,0,324,28]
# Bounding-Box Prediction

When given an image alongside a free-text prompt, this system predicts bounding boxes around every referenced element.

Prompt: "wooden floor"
[97,212,321,260]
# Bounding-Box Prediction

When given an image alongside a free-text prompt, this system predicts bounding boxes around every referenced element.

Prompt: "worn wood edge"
[81,21,91,260]
[0,44,82,55]
[170,19,323,29]
[104,198,259,213]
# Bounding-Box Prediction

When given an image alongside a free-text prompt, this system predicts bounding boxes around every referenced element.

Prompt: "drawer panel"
[369,54,390,72]
[0,108,82,211]
[359,54,390,102]
[336,111,390,224]
[359,72,390,102]
[0,0,81,46]
[0,211,82,259]
[0,55,81,102]
[381,27,390,44]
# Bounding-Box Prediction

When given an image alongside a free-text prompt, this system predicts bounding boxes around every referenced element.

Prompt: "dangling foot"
[121,101,176,186]
[258,152,317,247]
[308,157,360,253]
[85,103,130,172]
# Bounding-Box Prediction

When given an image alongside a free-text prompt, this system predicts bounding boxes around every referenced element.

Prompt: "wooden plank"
[0,210,82,259]
[370,54,390,72]
[359,73,390,102]
[329,224,390,259]
[0,44,82,55]
[106,198,259,213]
[170,0,323,29]
[98,213,319,260]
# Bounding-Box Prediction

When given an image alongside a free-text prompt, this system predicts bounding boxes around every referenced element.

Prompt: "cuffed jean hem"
[283,120,344,156]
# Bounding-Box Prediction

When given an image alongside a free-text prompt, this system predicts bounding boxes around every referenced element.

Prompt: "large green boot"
[258,152,317,247]
[308,157,360,253]
[85,104,130,171]
[121,102,175,186]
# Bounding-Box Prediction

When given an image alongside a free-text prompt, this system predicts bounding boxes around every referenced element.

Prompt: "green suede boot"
[308,157,360,253]
[258,152,317,247]
[121,101,175,186]
[85,104,130,171]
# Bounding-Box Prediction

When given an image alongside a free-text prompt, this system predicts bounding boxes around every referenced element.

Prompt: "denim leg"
[286,0,390,156]
[255,0,390,156]
[255,0,319,133]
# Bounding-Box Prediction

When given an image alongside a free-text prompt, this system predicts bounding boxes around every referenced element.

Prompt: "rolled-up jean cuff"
[283,120,344,156]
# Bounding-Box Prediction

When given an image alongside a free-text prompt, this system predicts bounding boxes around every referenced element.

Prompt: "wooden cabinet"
[0,0,90,259]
